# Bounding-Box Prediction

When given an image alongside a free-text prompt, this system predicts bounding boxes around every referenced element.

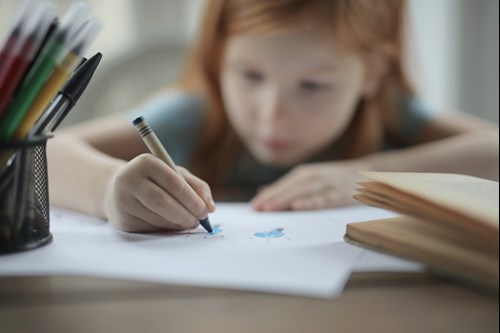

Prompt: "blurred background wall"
[0,0,498,126]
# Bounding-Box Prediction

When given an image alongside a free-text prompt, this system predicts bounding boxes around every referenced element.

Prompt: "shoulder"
[127,90,206,165]
[128,90,205,125]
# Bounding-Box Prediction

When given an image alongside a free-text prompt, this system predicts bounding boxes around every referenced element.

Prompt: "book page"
[360,172,499,229]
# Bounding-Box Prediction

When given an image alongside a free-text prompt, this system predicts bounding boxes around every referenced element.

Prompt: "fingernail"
[268,202,285,210]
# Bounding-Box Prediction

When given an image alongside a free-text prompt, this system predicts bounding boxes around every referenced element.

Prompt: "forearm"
[47,135,125,218]
[362,131,499,180]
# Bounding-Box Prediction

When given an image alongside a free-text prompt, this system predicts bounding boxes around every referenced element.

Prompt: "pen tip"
[200,217,213,233]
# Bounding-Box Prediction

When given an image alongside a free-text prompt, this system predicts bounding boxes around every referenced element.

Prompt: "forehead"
[224,27,343,70]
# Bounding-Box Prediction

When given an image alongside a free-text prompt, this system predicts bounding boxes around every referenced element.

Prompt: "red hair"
[178,0,413,186]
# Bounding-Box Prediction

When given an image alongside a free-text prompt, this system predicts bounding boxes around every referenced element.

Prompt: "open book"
[344,171,499,291]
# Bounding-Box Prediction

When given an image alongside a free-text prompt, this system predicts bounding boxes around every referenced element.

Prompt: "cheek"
[297,91,360,147]
[220,72,253,132]
[302,61,366,145]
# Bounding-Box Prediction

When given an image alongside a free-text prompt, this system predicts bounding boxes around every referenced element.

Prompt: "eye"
[300,81,329,91]
[242,70,263,83]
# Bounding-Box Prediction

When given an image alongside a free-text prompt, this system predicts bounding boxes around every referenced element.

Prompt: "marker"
[0,12,55,115]
[0,0,35,87]
[14,19,102,139]
[0,25,30,118]
[0,2,56,117]
[30,52,102,136]
[0,2,91,140]
[0,24,68,140]
[132,116,213,233]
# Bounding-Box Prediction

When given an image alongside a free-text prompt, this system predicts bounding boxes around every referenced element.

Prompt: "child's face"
[221,25,368,167]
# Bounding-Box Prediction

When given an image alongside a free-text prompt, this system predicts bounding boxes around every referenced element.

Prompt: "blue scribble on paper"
[254,228,284,238]
[209,225,222,235]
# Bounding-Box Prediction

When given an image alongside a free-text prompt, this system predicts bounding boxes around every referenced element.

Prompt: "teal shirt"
[129,92,205,166]
[128,91,433,188]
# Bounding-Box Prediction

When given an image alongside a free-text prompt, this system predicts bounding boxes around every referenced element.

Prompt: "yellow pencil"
[13,51,80,139]
[13,18,102,139]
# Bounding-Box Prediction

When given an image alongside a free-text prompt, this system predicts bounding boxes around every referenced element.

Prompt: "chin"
[253,150,300,168]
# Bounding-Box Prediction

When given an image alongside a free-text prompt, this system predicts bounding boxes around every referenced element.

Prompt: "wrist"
[355,153,390,173]
[100,159,125,220]
[347,155,380,174]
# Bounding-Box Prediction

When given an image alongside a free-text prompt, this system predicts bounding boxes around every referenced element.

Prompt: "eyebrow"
[303,64,339,76]
[228,58,260,69]
[231,61,337,74]
[228,57,340,78]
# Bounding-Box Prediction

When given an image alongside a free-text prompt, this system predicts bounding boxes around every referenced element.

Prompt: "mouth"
[263,138,292,152]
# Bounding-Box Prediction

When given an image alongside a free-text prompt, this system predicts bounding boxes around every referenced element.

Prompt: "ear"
[362,52,389,99]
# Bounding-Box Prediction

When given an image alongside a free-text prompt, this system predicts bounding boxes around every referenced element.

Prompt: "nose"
[257,87,289,133]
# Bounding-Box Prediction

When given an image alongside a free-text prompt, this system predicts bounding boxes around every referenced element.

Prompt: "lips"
[263,138,291,151]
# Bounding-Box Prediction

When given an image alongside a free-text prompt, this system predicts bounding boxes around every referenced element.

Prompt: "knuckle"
[191,201,207,220]
[170,214,197,230]
[169,178,188,196]
[136,153,156,164]
[325,191,341,207]
[199,179,210,191]
[186,217,200,229]
[146,188,167,209]
[110,212,137,232]
[292,165,306,176]
[134,154,164,175]
[305,197,320,210]
[163,220,184,230]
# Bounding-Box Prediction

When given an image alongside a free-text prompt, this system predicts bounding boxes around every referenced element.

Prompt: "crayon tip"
[199,217,213,233]
[133,116,144,126]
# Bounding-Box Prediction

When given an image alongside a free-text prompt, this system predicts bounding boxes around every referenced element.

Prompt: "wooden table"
[0,272,498,333]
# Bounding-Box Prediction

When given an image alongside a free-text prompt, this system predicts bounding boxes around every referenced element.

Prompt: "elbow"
[472,129,499,181]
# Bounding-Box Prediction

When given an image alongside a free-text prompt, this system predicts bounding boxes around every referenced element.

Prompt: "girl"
[47,0,499,232]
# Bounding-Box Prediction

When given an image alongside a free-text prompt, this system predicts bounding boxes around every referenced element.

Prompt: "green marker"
[0,28,67,140]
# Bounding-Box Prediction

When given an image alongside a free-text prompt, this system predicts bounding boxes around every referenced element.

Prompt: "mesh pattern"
[0,138,52,253]
[34,144,50,234]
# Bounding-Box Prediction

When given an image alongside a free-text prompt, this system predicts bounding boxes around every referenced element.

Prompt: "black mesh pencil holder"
[0,136,52,253]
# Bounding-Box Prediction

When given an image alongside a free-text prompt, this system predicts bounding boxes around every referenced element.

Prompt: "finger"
[134,177,199,229]
[289,190,354,211]
[118,185,197,231]
[115,212,166,233]
[106,176,164,233]
[251,172,324,210]
[110,207,165,233]
[112,213,163,232]
[266,179,328,210]
[114,185,194,231]
[180,167,216,213]
[129,197,196,231]
[142,155,210,220]
[251,178,300,210]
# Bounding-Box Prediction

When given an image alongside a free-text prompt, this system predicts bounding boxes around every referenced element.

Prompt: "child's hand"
[104,154,215,232]
[250,161,364,211]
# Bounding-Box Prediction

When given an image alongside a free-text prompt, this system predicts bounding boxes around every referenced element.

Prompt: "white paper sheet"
[0,203,403,298]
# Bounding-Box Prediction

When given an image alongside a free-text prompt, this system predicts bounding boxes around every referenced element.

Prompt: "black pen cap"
[75,56,87,70]
[61,52,102,104]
